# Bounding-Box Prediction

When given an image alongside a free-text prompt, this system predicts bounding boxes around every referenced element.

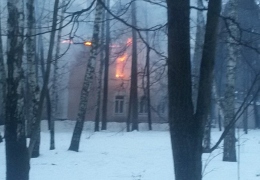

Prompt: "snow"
[0,121,260,180]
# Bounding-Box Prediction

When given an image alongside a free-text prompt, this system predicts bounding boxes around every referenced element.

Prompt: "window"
[139,96,148,114]
[115,95,124,114]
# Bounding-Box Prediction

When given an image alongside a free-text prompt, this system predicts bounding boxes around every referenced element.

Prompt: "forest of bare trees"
[0,0,260,180]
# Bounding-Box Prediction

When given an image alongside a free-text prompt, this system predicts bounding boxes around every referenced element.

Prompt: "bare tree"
[69,1,103,151]
[5,0,30,179]
[222,0,238,162]
[28,0,60,158]
[166,0,221,180]
[26,0,41,158]
[0,2,6,126]
[49,0,68,150]
[192,0,205,107]
[94,0,106,132]
[129,0,138,131]
[101,0,110,131]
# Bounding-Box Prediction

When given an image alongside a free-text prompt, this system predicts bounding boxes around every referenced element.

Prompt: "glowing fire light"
[115,53,127,78]
[117,54,127,62]
[115,74,123,78]
[84,41,92,46]
[114,37,133,78]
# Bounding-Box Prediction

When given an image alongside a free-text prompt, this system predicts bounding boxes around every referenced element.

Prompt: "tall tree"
[69,1,103,151]
[5,0,30,179]
[254,93,260,128]
[26,0,41,158]
[95,0,106,132]
[192,0,205,107]
[0,2,6,126]
[145,7,152,130]
[101,0,110,131]
[223,0,238,162]
[28,0,60,157]
[129,0,138,131]
[145,41,152,130]
[50,0,67,150]
[192,0,212,152]
[166,0,221,180]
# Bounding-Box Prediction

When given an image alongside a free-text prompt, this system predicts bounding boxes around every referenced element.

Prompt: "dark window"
[139,96,147,114]
[115,96,124,114]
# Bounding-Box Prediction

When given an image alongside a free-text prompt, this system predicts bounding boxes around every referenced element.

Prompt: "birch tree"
[5,0,30,179]
[28,0,60,157]
[69,1,103,151]
[223,0,238,162]
[94,0,105,132]
[26,0,41,158]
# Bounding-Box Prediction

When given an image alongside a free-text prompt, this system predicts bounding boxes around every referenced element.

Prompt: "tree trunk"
[218,109,222,131]
[144,10,152,130]
[223,0,238,162]
[28,0,59,158]
[146,45,152,130]
[46,89,55,149]
[126,91,132,132]
[26,0,41,158]
[95,1,105,132]
[69,1,103,151]
[254,97,260,128]
[243,107,248,134]
[167,0,196,179]
[101,0,110,131]
[192,0,205,109]
[49,0,67,150]
[0,4,6,126]
[166,0,221,179]
[203,114,211,152]
[130,1,138,131]
[5,0,30,179]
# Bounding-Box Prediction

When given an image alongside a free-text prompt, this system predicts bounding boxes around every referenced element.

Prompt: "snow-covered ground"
[0,120,260,180]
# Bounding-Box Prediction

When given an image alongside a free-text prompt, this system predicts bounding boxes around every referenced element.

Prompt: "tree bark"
[95,1,105,132]
[167,0,221,179]
[130,1,138,131]
[69,1,103,151]
[146,45,152,130]
[0,4,6,126]
[26,0,41,158]
[28,0,59,158]
[243,107,248,134]
[254,97,260,128]
[49,0,67,150]
[167,0,196,179]
[101,0,110,131]
[5,0,30,179]
[223,0,238,162]
[192,0,205,109]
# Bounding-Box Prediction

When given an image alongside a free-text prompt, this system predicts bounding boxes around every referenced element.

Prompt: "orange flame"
[117,54,127,62]
[114,38,132,78]
[115,53,127,78]
[84,41,92,46]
